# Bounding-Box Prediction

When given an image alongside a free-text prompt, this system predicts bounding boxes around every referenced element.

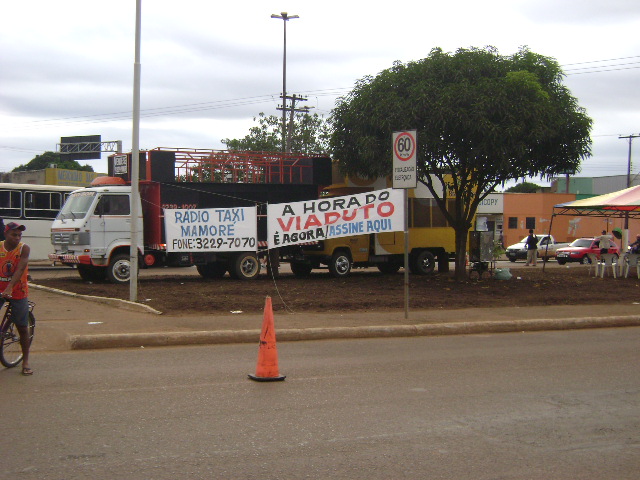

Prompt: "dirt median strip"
[67,316,640,350]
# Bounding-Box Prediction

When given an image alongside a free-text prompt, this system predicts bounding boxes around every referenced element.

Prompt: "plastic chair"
[623,253,640,278]
[599,253,619,278]
[586,253,600,276]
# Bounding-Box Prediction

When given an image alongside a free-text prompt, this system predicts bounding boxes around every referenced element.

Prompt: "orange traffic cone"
[248,296,286,382]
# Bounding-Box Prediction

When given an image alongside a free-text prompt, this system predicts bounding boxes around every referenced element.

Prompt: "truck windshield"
[57,191,96,220]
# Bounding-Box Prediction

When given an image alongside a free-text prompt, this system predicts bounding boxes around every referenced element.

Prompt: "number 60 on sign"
[392,130,417,189]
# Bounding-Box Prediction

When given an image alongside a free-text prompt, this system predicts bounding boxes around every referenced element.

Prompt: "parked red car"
[555,237,619,265]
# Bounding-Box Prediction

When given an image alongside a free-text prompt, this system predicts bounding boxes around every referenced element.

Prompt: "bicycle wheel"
[0,311,35,368]
[1,321,23,368]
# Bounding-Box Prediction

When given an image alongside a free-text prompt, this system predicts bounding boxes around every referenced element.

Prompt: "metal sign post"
[392,130,417,319]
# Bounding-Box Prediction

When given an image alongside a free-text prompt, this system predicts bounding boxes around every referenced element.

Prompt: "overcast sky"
[1,1,639,188]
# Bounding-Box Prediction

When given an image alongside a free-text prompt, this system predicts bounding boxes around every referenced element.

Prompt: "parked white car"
[505,235,569,262]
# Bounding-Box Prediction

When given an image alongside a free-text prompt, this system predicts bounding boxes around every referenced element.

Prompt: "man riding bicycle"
[0,222,32,376]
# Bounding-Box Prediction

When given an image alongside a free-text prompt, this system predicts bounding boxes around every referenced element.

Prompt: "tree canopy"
[505,182,542,193]
[221,112,331,154]
[12,151,94,172]
[331,46,592,279]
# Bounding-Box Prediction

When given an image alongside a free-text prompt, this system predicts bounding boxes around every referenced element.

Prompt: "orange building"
[502,192,640,249]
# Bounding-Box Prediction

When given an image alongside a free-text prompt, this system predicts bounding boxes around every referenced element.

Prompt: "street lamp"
[271,11,299,152]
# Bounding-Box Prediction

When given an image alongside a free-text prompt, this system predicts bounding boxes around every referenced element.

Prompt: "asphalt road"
[2,328,638,479]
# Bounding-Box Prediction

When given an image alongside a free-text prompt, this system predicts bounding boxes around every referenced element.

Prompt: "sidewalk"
[27,282,640,352]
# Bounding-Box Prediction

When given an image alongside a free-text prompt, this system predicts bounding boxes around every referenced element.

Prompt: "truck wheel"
[77,264,107,282]
[230,252,260,280]
[581,256,591,265]
[410,250,436,275]
[290,262,313,277]
[196,262,227,279]
[557,258,567,265]
[509,258,517,263]
[328,251,351,278]
[107,254,132,284]
[377,263,400,274]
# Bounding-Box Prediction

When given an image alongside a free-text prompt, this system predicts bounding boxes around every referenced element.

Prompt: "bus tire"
[230,252,260,280]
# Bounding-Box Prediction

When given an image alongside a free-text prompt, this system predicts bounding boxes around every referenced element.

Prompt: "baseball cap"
[4,222,26,233]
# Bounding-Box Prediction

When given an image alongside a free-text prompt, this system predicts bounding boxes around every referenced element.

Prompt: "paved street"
[2,328,638,479]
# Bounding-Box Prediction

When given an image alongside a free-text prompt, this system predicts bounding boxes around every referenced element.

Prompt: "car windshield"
[57,191,96,220]
[519,235,547,243]
[569,238,593,248]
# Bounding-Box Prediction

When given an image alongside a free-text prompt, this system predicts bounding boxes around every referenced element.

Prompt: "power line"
[566,65,640,75]
[562,55,640,66]
[0,53,634,149]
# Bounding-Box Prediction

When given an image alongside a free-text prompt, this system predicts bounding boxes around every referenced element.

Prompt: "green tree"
[505,182,542,193]
[331,46,592,280]
[221,112,331,154]
[12,151,94,172]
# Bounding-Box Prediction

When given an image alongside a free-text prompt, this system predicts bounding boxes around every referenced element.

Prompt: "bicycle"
[0,300,35,368]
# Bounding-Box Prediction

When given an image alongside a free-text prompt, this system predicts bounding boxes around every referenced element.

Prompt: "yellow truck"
[291,179,457,277]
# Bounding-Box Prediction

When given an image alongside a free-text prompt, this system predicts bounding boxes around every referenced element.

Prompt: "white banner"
[164,207,257,252]
[267,188,404,248]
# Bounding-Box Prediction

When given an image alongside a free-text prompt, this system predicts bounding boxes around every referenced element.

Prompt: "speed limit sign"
[392,130,417,188]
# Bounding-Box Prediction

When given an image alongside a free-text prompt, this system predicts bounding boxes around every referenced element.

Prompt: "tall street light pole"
[271,11,298,152]
[130,0,142,302]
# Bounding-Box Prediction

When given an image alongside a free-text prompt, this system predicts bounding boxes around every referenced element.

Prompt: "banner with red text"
[267,188,404,248]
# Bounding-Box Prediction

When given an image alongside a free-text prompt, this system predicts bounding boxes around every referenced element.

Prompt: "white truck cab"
[50,182,143,283]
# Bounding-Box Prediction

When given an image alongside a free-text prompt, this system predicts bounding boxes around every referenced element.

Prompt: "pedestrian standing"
[598,230,613,254]
[525,229,539,266]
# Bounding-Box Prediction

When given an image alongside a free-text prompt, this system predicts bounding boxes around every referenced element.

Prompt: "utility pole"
[271,12,299,152]
[280,93,311,152]
[619,134,640,233]
[619,134,640,188]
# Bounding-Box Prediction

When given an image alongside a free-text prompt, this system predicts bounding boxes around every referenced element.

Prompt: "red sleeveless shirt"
[0,241,29,299]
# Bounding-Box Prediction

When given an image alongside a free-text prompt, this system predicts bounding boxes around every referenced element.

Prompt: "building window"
[508,217,517,229]
[526,217,536,230]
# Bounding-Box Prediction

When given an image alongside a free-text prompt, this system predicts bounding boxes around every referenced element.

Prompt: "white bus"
[0,183,78,260]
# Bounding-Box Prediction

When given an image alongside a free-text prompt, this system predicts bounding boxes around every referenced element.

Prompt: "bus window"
[24,191,64,219]
[0,189,22,218]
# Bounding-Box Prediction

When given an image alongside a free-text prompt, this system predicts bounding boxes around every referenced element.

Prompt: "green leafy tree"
[221,112,331,154]
[331,46,592,280]
[505,182,542,193]
[12,151,94,172]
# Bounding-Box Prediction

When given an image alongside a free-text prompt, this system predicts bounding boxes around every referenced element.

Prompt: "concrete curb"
[67,315,640,350]
[29,283,163,315]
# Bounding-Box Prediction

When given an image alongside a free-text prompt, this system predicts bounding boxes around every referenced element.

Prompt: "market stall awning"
[553,185,640,219]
